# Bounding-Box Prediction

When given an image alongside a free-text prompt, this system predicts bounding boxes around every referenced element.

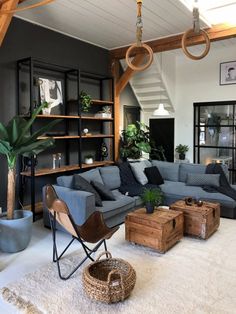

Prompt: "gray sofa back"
[100,166,121,189]
[151,160,180,182]
[179,163,206,182]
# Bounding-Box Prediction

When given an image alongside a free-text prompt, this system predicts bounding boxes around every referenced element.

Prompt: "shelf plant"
[120,122,151,160]
[0,103,60,252]
[80,90,93,112]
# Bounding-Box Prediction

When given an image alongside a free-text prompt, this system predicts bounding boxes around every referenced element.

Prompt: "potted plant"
[120,122,151,160]
[0,103,60,253]
[80,90,92,113]
[84,154,94,165]
[141,188,164,214]
[95,106,112,118]
[175,144,189,160]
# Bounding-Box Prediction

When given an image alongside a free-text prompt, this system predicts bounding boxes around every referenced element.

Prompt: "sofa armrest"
[43,185,96,227]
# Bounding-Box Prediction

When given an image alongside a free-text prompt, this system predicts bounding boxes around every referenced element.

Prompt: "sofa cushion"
[186,173,220,187]
[151,160,180,182]
[117,161,138,185]
[160,181,236,210]
[145,166,164,185]
[130,161,149,185]
[91,181,115,201]
[179,163,206,183]
[79,168,104,184]
[97,190,135,220]
[57,175,73,188]
[73,174,103,206]
[99,166,121,190]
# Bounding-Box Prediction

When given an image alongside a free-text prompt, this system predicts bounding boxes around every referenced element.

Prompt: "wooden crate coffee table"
[170,200,220,239]
[125,208,183,253]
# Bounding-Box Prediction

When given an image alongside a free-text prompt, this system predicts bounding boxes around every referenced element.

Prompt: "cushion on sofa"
[117,161,138,185]
[99,166,121,190]
[57,175,74,188]
[91,181,115,201]
[186,173,220,187]
[151,160,180,182]
[79,168,104,184]
[145,166,164,185]
[73,174,103,206]
[179,163,206,183]
[130,161,149,185]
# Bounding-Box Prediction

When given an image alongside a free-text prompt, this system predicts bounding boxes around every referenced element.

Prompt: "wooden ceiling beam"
[110,23,236,60]
[0,0,19,46]
[116,53,145,95]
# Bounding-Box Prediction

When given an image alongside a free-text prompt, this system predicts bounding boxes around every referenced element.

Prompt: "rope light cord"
[0,0,54,14]
[126,0,153,72]
[181,0,210,60]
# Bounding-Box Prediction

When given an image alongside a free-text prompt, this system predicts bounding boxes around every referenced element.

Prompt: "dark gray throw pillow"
[73,174,103,207]
[91,181,116,201]
[186,173,220,187]
[145,166,164,185]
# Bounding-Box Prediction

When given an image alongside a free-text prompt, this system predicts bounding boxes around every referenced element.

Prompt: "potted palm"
[141,188,164,214]
[175,144,189,160]
[120,122,151,160]
[0,103,60,253]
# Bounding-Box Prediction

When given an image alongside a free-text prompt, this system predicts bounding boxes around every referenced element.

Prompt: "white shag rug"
[1,218,236,314]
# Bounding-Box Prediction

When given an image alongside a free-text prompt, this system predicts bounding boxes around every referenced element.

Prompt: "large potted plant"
[0,103,60,253]
[120,122,151,160]
[141,188,164,214]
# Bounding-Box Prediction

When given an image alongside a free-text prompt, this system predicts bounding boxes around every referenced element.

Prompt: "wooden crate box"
[125,208,183,253]
[170,200,220,239]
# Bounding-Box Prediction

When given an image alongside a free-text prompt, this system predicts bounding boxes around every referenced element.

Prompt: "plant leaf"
[0,140,12,155]
[0,123,9,140]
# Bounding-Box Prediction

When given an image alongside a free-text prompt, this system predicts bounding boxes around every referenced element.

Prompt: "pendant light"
[153,53,169,116]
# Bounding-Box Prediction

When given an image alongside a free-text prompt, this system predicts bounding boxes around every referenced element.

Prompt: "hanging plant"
[80,91,92,112]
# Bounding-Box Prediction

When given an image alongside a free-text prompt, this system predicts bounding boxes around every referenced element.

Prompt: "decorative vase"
[0,210,33,253]
[145,203,155,214]
[179,153,185,160]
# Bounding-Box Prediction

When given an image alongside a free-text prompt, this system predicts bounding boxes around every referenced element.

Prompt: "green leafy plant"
[175,144,189,154]
[120,122,151,159]
[0,103,61,220]
[101,106,111,114]
[84,154,94,159]
[141,188,164,206]
[80,90,92,112]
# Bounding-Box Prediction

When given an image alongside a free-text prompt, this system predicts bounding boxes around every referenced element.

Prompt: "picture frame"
[38,77,63,115]
[220,61,236,85]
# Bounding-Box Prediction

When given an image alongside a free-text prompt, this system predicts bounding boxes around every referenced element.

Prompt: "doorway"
[149,118,175,162]
[123,106,140,129]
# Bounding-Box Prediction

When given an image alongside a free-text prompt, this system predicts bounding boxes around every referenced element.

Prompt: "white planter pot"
[85,158,93,165]
[0,210,33,253]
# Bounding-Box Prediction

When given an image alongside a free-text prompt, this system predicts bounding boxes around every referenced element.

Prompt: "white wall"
[176,44,236,162]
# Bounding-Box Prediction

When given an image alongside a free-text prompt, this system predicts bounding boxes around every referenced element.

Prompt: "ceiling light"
[153,103,169,116]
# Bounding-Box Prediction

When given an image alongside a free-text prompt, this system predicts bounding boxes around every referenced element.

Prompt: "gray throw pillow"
[186,173,220,187]
[130,161,149,185]
[91,181,116,201]
[73,175,103,207]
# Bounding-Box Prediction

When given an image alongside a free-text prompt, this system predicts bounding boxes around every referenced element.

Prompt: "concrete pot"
[0,210,33,253]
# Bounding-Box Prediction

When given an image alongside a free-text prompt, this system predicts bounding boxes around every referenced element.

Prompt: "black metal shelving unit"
[17,57,115,220]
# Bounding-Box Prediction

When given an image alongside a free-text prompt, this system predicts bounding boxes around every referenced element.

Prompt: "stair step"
[133,82,164,89]
[137,91,168,99]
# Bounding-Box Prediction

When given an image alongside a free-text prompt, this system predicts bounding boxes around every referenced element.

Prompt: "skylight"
[179,0,236,25]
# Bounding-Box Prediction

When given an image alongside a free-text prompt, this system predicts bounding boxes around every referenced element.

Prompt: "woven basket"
[82,251,136,303]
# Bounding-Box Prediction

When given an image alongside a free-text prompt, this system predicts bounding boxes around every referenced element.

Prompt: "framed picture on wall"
[220,61,236,85]
[38,78,63,114]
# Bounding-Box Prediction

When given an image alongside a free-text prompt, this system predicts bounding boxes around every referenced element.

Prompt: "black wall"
[0,17,110,209]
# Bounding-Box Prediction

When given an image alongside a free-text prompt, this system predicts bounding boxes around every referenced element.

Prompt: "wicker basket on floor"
[82,251,136,303]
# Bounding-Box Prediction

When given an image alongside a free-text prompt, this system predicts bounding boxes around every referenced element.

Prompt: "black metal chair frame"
[49,210,108,280]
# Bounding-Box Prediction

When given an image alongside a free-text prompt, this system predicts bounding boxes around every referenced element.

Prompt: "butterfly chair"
[45,185,119,280]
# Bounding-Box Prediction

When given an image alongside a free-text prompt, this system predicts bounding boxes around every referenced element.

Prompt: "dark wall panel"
[0,17,110,209]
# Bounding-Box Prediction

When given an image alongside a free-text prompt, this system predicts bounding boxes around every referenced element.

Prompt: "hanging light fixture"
[153,52,169,116]
[153,103,169,116]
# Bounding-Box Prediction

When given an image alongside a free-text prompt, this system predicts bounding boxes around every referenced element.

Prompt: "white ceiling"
[15,0,236,50]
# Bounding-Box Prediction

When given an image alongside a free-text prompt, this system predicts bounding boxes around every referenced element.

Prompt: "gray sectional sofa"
[43,160,236,229]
